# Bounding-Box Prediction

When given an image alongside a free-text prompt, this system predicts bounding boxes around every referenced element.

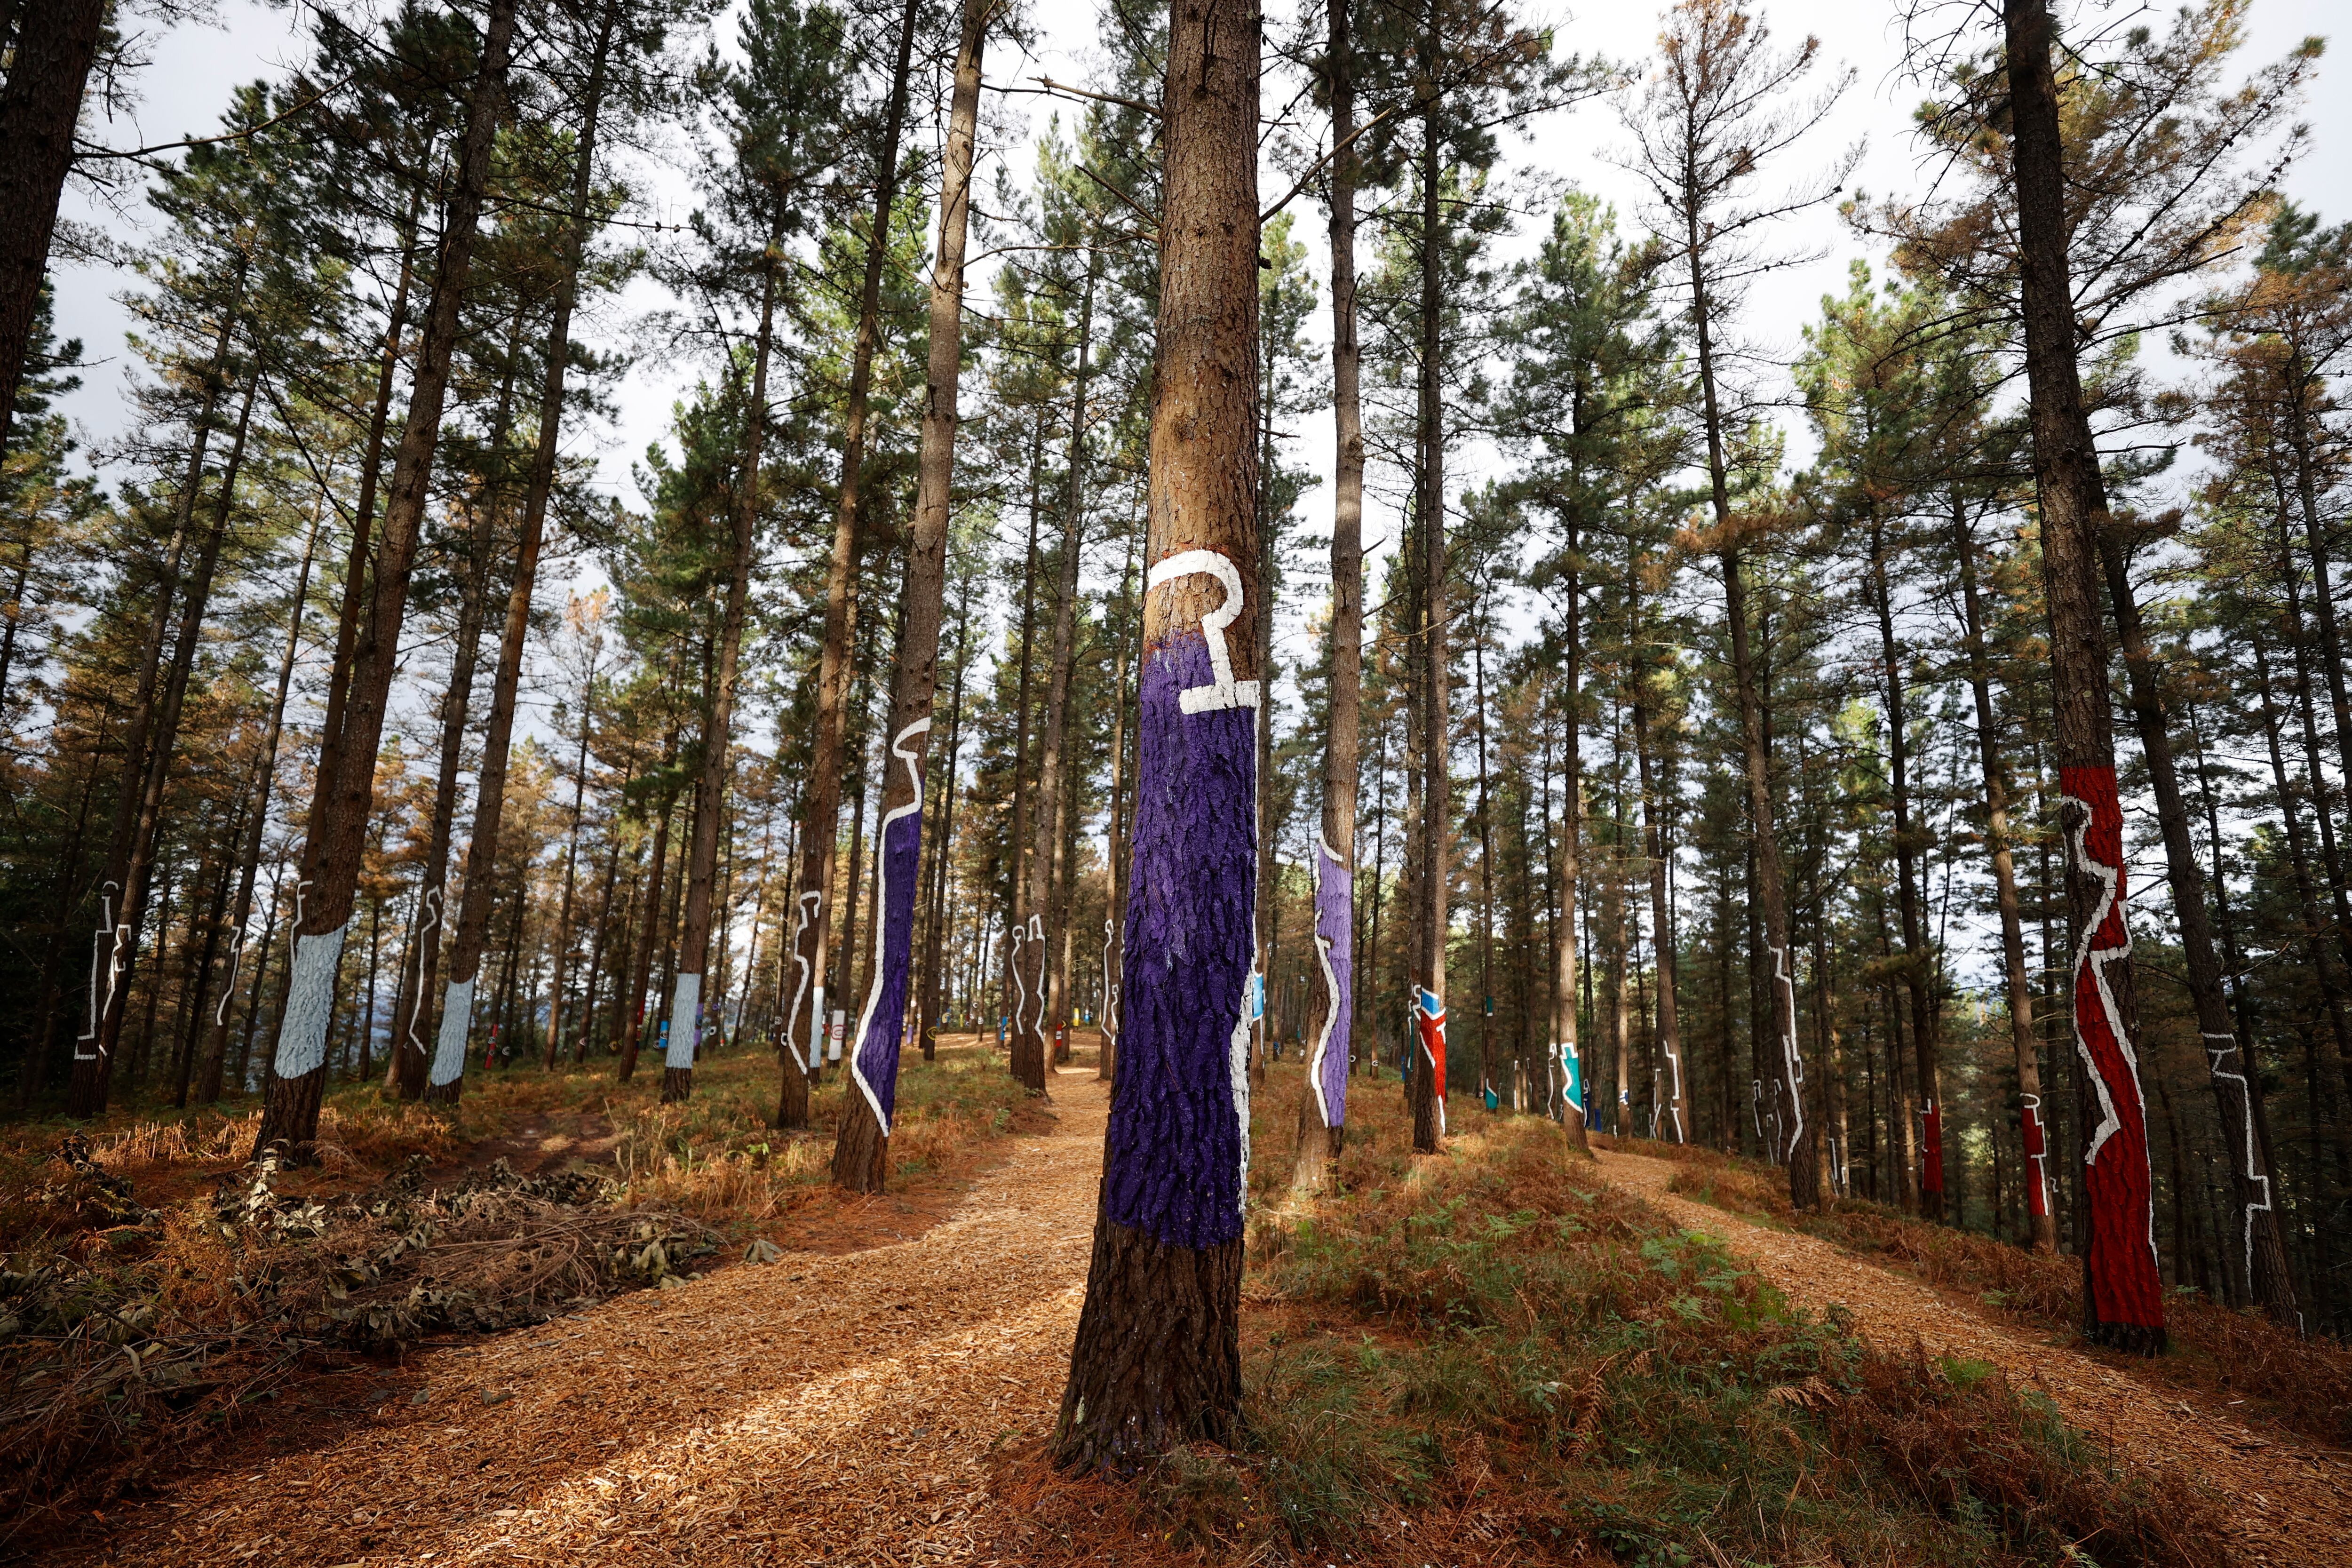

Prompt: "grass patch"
[996,1069,2227,1565]
[1647,1139,2352,1449]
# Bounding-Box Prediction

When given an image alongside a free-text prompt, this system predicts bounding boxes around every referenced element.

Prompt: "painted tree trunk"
[253,0,515,1161]
[780,0,919,1124]
[89,368,259,1102]
[1297,0,1364,1186]
[2101,538,2295,1320]
[1053,0,1258,1470]
[67,305,235,1115]
[830,28,1007,1157]
[196,503,321,1103]
[1015,264,1096,1092]
[2003,0,2164,1352]
[434,23,616,1102]
[1950,502,2056,1251]
[1408,58,1449,1158]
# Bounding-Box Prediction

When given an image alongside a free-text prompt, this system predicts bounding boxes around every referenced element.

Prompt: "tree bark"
[435,10,618,1101]
[195,501,322,1103]
[1407,7,1449,1158]
[544,636,600,1069]
[1053,0,1259,1469]
[780,0,920,1122]
[2101,537,2296,1321]
[2003,0,2166,1350]
[831,0,986,1178]
[1951,501,2056,1252]
[0,0,107,456]
[1298,0,1364,1185]
[1865,503,1941,1217]
[1014,262,1095,1092]
[254,0,515,1161]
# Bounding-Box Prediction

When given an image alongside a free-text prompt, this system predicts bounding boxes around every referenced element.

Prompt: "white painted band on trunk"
[666,973,700,1070]
[429,977,476,1087]
[273,921,351,1079]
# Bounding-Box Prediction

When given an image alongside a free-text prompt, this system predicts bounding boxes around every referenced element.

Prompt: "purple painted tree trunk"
[847,721,929,1140]
[1104,582,1259,1247]
[1308,845,1352,1136]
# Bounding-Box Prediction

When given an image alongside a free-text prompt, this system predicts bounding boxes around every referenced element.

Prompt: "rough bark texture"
[834,0,989,1188]
[781,0,918,1122]
[1952,504,2057,1253]
[1296,0,1364,1191]
[1408,28,1448,1159]
[0,0,107,455]
[2003,0,2164,1353]
[253,0,514,1161]
[2104,538,2296,1323]
[433,0,618,1105]
[1054,0,1258,1470]
[1866,507,1941,1217]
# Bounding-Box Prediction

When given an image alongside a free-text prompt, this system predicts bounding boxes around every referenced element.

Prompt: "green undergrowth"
[1207,1071,2226,1567]
[1650,1139,2352,1449]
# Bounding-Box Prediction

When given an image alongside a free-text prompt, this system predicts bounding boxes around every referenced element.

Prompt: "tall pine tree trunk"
[1866,505,1940,1217]
[1951,501,2056,1252]
[196,502,322,1103]
[544,639,600,1070]
[254,0,515,1160]
[1407,21,1449,1157]
[829,0,985,1174]
[1298,0,1364,1184]
[1629,548,1687,1143]
[2102,537,2296,1322]
[436,10,618,1101]
[0,0,106,454]
[1053,0,1259,1467]
[780,0,920,1122]
[1015,264,1096,1091]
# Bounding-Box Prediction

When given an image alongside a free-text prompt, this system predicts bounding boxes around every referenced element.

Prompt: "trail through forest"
[46,1101,2352,1566]
[56,1079,1111,1567]
[1600,1148,2352,1567]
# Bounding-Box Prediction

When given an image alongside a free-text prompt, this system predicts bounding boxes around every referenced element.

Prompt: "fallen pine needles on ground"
[1647,1138,2352,1448]
[0,1042,1032,1527]
[994,1071,2234,1567]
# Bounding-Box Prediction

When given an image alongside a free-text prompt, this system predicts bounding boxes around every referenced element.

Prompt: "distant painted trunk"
[2004,0,2164,1352]
[86,367,259,1106]
[1296,0,1363,1188]
[196,504,321,1103]
[1628,550,1687,1144]
[67,302,238,1116]
[1053,0,1259,1469]
[1407,40,1448,1158]
[1685,177,1814,1201]
[779,0,919,1125]
[830,0,984,1180]
[253,0,515,1161]
[435,13,617,1103]
[1014,264,1096,1092]
[1951,503,2056,1253]
[2102,536,2296,1322]
[1553,523,1588,1147]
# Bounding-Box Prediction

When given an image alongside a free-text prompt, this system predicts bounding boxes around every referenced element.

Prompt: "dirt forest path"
[1599,1147,2352,1568]
[64,1075,1114,1568]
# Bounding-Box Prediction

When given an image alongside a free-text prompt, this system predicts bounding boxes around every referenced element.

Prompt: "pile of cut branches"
[0,1138,714,1521]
